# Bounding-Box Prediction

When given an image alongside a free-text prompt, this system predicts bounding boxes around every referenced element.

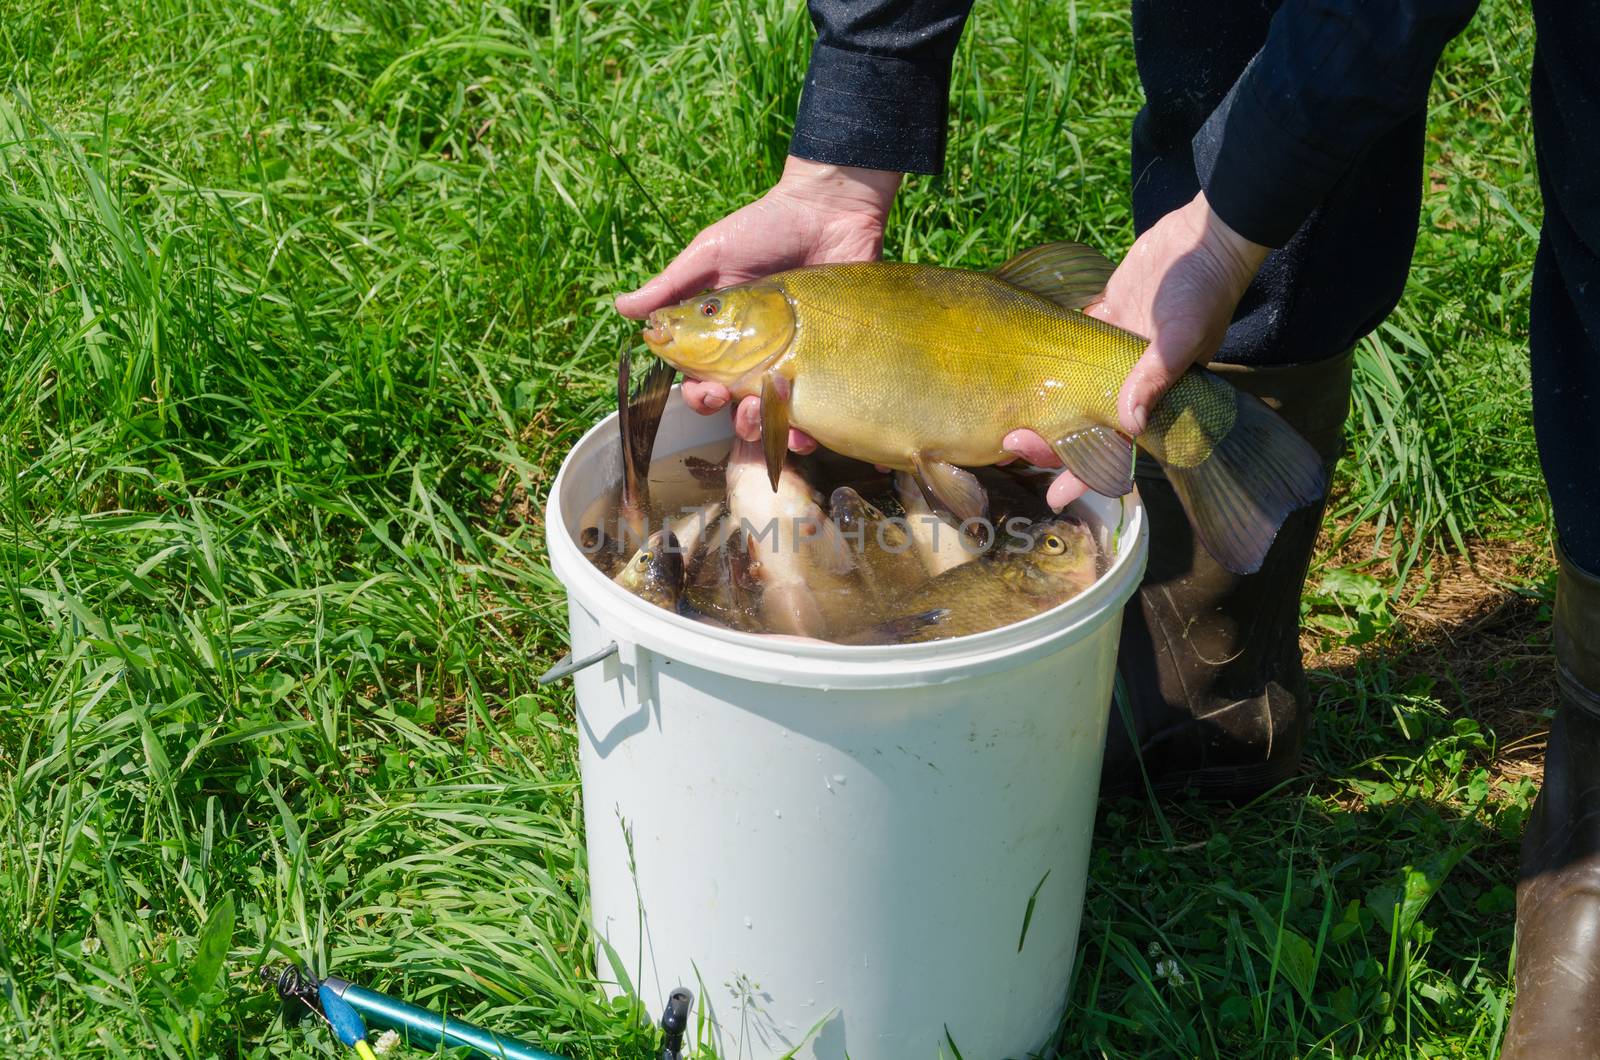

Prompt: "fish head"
[830,485,911,555]
[1006,518,1099,592]
[827,487,877,535]
[641,284,795,387]
[614,529,685,611]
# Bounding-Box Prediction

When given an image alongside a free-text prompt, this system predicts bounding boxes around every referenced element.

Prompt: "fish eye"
[640,550,653,562]
[699,298,721,317]
[1041,534,1065,555]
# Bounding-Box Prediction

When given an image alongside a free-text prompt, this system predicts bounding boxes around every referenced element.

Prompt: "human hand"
[1003,191,1269,509]
[616,156,901,452]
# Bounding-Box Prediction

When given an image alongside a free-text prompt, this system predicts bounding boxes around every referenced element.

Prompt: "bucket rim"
[544,389,1149,688]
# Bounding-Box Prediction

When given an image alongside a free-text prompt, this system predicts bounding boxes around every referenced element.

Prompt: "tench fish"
[684,519,765,632]
[725,437,855,637]
[639,242,1325,574]
[884,516,1100,642]
[614,528,684,611]
[829,486,930,603]
[618,512,946,643]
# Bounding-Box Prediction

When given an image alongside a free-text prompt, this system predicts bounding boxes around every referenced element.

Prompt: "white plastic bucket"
[545,390,1148,1059]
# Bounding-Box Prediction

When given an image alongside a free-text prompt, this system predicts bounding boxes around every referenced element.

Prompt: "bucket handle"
[537,642,618,686]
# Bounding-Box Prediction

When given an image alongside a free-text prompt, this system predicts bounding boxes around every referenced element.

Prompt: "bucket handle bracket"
[537,642,618,686]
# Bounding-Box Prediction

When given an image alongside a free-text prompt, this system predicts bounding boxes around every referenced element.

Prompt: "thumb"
[1117,331,1199,436]
[615,238,719,319]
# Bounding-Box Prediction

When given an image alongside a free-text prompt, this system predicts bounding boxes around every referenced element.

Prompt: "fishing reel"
[260,962,323,1026]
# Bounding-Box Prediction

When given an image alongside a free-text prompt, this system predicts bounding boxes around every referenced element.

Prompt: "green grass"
[0,0,1547,1056]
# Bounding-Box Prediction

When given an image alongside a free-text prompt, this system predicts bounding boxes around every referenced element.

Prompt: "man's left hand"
[1003,191,1270,509]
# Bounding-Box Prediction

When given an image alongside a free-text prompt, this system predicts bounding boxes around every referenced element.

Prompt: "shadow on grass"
[1058,559,1549,1058]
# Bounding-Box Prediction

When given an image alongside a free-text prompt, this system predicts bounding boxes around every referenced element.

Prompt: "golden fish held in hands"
[640,243,1326,574]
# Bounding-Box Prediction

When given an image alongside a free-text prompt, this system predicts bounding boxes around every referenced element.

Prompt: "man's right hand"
[616,156,900,450]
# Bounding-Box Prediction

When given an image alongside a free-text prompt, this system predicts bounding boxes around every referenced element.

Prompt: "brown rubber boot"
[1501,543,1600,1059]
[1102,350,1353,801]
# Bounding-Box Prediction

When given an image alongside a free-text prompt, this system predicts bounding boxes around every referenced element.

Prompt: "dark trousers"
[1129,0,1598,573]
[1529,0,1600,574]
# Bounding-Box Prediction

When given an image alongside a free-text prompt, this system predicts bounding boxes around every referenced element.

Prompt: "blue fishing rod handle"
[322,977,572,1060]
[317,983,368,1047]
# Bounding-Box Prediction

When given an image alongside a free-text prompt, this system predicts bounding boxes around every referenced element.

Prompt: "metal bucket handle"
[537,641,618,686]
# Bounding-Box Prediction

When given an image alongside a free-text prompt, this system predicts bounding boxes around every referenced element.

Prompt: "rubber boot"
[1501,544,1600,1059]
[1102,350,1353,801]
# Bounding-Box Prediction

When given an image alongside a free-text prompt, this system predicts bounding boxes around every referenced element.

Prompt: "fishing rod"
[261,964,693,1060]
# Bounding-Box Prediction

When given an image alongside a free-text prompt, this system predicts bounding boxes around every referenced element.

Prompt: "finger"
[681,378,731,414]
[615,236,720,319]
[1117,335,1194,436]
[1001,429,1060,468]
[1046,470,1090,511]
[732,394,816,453]
[733,395,763,442]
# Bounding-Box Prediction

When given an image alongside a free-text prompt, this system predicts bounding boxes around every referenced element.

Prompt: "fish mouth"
[640,311,672,348]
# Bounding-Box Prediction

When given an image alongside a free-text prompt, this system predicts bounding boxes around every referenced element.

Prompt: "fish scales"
[779,263,1156,468]
[641,243,1326,574]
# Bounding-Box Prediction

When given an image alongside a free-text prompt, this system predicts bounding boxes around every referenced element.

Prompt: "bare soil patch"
[1307,523,1555,785]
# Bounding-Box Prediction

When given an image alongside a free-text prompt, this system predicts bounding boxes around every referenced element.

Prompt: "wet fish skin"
[884,516,1100,642]
[580,524,627,578]
[828,486,930,606]
[684,519,766,633]
[613,528,685,612]
[974,465,1056,528]
[724,437,858,637]
[894,472,978,577]
[640,245,1326,575]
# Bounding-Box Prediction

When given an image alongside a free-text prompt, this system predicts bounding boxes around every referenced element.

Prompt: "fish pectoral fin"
[992,242,1115,310]
[1047,426,1135,497]
[759,371,792,492]
[910,452,990,527]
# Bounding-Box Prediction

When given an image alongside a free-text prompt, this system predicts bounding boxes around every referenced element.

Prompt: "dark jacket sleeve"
[1196,0,1480,248]
[789,0,976,175]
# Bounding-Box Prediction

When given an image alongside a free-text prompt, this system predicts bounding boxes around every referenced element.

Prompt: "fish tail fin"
[1154,387,1328,576]
[840,608,950,646]
[618,345,676,532]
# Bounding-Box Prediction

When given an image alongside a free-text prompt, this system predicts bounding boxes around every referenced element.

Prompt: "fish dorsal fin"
[993,242,1115,310]
[1048,426,1135,498]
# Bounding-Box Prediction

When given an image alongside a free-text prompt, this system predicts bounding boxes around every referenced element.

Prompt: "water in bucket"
[578,435,1108,645]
